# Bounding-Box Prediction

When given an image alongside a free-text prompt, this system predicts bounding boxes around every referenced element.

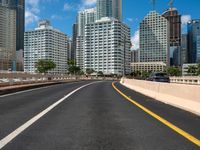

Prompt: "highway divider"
[120,78,200,116]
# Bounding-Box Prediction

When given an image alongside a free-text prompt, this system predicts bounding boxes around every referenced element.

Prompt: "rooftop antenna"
[151,0,156,10]
[169,0,174,10]
[169,0,174,16]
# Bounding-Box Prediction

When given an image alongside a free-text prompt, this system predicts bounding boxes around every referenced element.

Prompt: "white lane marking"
[0,81,100,149]
[0,81,85,98]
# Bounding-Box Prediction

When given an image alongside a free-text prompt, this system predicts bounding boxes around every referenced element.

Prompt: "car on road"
[146,72,170,83]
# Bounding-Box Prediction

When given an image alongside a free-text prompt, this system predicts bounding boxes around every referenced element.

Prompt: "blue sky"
[25,0,200,49]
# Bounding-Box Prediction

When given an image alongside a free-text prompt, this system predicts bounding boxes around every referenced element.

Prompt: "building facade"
[0,3,16,71]
[131,50,139,63]
[131,62,166,73]
[76,8,97,69]
[71,23,78,60]
[181,34,188,65]
[162,8,181,66]
[24,20,68,74]
[97,0,122,21]
[97,0,112,20]
[188,20,200,63]
[140,11,170,66]
[84,17,131,75]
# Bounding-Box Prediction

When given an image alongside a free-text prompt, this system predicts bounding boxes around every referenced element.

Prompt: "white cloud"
[83,0,97,6]
[63,3,73,11]
[181,15,191,25]
[25,0,40,26]
[25,10,39,25]
[79,0,97,10]
[131,30,140,50]
[127,18,133,22]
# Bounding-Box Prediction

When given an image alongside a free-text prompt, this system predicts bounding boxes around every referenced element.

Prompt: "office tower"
[24,20,69,74]
[0,2,16,70]
[97,0,122,21]
[162,8,181,66]
[140,11,170,65]
[0,0,25,52]
[84,17,131,75]
[188,20,200,63]
[71,23,78,60]
[0,0,24,71]
[131,50,139,63]
[112,0,122,21]
[97,0,112,20]
[76,8,97,69]
[181,34,188,65]
[77,8,97,36]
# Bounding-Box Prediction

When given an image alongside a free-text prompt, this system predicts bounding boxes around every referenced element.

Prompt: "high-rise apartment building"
[188,20,200,63]
[0,2,16,70]
[140,11,170,65]
[24,20,69,74]
[162,8,181,66]
[76,8,97,69]
[97,0,122,21]
[84,17,131,75]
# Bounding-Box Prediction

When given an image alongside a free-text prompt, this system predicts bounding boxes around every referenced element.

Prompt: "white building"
[76,8,97,69]
[84,17,131,75]
[140,11,170,66]
[24,20,68,74]
[182,63,198,76]
[131,62,167,73]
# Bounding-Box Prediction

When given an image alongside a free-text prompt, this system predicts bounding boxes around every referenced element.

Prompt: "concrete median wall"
[121,78,200,116]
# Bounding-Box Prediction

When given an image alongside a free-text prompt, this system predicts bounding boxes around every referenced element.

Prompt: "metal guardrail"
[170,76,200,85]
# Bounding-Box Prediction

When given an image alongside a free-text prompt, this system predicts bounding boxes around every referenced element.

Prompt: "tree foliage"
[167,67,181,76]
[35,59,56,73]
[86,68,95,75]
[67,59,81,75]
[187,65,197,75]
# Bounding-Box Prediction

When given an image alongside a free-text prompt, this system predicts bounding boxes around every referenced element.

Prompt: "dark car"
[146,72,170,83]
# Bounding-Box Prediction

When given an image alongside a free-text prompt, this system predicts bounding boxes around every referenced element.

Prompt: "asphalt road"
[0,81,199,150]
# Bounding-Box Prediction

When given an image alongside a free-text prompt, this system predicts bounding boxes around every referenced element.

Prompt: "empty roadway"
[0,81,199,150]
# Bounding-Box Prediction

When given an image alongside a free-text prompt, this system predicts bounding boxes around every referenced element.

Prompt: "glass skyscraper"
[97,0,122,21]
[188,20,200,63]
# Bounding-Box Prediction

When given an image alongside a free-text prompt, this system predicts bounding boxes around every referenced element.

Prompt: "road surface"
[0,81,199,150]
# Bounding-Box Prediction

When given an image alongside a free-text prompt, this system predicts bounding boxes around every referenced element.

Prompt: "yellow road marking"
[112,82,200,147]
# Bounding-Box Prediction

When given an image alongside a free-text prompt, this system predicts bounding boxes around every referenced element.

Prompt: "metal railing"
[170,76,200,85]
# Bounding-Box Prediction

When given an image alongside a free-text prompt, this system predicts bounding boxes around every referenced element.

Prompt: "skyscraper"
[76,8,97,69]
[140,11,170,65]
[97,0,112,20]
[188,20,200,63]
[0,1,16,70]
[84,17,131,75]
[112,0,122,21]
[71,23,78,60]
[0,0,24,71]
[96,0,122,21]
[0,0,25,51]
[181,34,188,65]
[162,8,181,66]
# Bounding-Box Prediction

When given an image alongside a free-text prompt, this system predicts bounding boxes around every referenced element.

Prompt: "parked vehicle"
[146,72,170,83]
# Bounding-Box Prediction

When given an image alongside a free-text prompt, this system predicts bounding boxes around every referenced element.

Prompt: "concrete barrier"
[121,78,200,116]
